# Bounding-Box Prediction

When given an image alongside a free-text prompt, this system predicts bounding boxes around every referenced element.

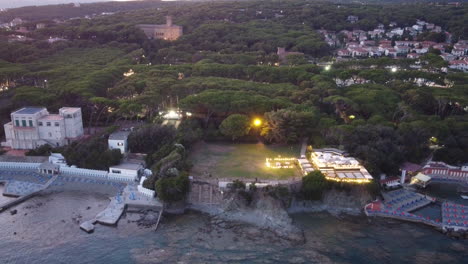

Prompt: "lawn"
[188,142,302,180]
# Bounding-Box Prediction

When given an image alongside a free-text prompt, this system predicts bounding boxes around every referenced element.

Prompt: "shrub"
[301,171,328,200]
[155,174,190,202]
[268,185,290,199]
[25,144,53,156]
[230,179,246,190]
[62,138,122,170]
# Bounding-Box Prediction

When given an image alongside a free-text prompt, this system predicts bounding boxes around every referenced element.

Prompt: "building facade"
[137,16,183,41]
[109,163,142,181]
[2,107,84,149]
[108,131,130,154]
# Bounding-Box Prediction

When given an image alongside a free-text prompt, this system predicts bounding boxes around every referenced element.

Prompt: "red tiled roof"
[380,177,400,184]
[450,60,468,65]
[400,162,422,172]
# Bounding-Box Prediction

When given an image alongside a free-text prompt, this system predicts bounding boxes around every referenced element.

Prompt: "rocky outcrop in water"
[213,190,305,244]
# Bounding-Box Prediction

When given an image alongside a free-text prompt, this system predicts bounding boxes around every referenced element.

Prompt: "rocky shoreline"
[169,187,374,244]
[1,189,467,263]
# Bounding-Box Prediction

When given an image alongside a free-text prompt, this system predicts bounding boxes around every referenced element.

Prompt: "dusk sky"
[0,0,135,9]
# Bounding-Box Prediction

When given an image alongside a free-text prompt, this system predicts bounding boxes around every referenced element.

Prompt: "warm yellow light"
[265,157,296,169]
[253,118,262,127]
[349,115,355,119]
[123,69,134,77]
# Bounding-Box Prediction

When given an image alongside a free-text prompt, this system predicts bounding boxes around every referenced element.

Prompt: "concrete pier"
[80,219,96,233]
[95,197,126,225]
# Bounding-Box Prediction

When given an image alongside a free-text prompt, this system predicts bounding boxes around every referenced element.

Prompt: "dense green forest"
[0,0,467,179]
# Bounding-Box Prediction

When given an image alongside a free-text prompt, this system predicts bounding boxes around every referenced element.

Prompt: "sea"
[0,183,467,264]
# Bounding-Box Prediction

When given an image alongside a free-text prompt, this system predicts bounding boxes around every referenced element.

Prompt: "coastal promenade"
[365,188,468,233]
[365,201,441,228]
[0,164,162,232]
[442,202,468,231]
[365,189,439,227]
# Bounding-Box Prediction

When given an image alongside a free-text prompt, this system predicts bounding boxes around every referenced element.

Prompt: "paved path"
[188,181,222,206]
[300,138,308,157]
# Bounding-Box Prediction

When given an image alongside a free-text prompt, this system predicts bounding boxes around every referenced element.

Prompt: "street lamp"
[391,67,398,73]
[253,118,262,127]
[324,65,331,71]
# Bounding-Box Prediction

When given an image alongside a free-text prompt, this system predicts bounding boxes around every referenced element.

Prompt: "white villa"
[2,107,84,149]
[109,163,143,181]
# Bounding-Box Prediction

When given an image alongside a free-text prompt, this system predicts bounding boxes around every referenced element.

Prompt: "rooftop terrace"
[13,107,45,115]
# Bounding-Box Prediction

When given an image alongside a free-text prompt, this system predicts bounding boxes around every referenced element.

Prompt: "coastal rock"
[288,186,372,215]
[137,210,160,227]
[164,200,186,214]
[215,191,305,243]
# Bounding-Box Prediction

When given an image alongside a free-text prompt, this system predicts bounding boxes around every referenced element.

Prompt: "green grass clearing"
[189,142,302,180]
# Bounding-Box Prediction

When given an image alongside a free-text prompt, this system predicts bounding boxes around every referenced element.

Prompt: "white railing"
[137,185,155,197]
[60,167,108,178]
[108,173,135,182]
[137,176,155,197]
[0,161,142,184]
[0,162,41,170]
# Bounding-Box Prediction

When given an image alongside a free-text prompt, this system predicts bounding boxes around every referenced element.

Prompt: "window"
[46,122,51,126]
[21,120,26,127]
[111,170,121,174]
[54,122,59,127]
[29,120,33,127]
[38,122,43,126]
[15,120,19,126]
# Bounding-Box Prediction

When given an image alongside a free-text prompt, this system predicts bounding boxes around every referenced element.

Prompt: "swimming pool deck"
[0,175,58,212]
[365,188,468,232]
[0,168,163,232]
[442,202,468,231]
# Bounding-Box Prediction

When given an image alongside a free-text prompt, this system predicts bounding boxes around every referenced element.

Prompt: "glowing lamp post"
[324,65,331,71]
[391,67,398,73]
[253,118,262,127]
